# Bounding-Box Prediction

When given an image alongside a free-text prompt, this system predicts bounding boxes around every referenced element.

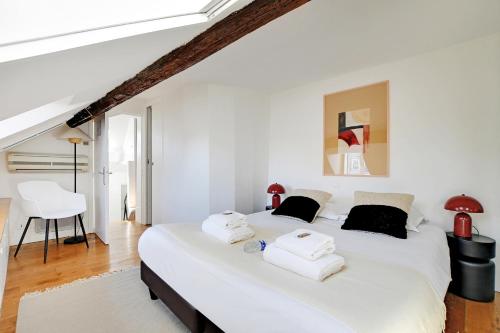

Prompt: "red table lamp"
[267,183,285,209]
[444,194,484,238]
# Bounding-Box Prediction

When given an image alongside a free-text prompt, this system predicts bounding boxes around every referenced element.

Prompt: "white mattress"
[139,211,451,333]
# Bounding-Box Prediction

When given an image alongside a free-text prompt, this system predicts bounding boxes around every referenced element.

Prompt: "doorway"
[93,107,152,245]
[108,114,139,224]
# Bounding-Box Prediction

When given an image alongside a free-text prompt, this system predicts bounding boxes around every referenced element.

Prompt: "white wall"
[156,84,210,224]
[209,86,236,213]
[208,85,270,214]
[0,124,93,245]
[231,88,270,213]
[268,33,500,288]
[149,83,269,224]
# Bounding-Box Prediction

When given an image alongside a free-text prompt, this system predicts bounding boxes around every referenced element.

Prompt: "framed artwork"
[323,81,389,176]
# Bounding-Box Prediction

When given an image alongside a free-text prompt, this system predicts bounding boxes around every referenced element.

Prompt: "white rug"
[17,267,189,333]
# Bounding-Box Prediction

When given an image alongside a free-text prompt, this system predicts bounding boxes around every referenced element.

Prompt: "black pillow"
[341,205,408,239]
[271,196,321,223]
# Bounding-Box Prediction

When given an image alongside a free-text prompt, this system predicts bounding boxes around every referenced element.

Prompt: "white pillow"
[319,195,424,232]
[291,189,332,219]
[354,191,415,214]
[291,189,332,209]
[407,206,425,232]
[354,191,422,232]
[317,201,352,220]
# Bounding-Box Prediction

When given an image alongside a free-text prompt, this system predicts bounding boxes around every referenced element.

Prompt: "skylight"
[0,96,90,141]
[0,0,239,63]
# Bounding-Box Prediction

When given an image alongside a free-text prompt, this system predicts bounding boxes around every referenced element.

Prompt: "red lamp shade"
[267,183,285,195]
[444,194,483,238]
[445,194,484,213]
[267,183,285,209]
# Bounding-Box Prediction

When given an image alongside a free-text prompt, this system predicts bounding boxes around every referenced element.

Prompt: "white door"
[150,106,162,225]
[94,115,110,244]
[146,107,153,225]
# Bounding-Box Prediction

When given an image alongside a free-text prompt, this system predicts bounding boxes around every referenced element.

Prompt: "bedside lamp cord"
[472,226,480,236]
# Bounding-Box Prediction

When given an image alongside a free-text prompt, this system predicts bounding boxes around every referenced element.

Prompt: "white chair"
[15,181,88,263]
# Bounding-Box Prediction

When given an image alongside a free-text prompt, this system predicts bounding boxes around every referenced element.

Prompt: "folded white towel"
[263,243,345,281]
[206,211,247,230]
[202,219,254,244]
[275,229,335,261]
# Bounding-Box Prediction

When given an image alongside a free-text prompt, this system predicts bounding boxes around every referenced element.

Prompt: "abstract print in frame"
[323,81,389,176]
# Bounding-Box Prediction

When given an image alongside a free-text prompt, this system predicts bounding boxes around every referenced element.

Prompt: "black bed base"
[140,261,223,333]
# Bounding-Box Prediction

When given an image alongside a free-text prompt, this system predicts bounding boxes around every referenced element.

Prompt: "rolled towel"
[202,220,254,244]
[263,243,344,281]
[206,211,247,230]
[275,229,335,261]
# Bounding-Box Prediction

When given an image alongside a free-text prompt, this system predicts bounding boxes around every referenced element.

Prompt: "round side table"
[446,232,496,302]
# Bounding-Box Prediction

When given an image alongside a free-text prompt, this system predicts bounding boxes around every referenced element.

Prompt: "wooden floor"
[0,220,498,332]
[445,293,500,333]
[0,220,148,333]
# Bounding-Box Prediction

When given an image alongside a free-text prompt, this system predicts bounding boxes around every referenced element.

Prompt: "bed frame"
[140,261,223,333]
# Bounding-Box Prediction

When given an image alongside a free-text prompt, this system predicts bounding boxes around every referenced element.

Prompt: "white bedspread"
[139,211,451,333]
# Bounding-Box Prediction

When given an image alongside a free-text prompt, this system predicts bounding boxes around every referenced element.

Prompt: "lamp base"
[64,236,86,244]
[272,194,281,209]
[454,212,472,238]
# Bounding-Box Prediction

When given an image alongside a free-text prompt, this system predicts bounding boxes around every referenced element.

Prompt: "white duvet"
[138,211,451,333]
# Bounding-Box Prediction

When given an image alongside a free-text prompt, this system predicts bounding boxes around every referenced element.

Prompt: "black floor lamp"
[59,127,90,244]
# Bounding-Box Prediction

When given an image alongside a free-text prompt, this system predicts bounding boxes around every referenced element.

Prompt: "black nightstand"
[446,232,496,302]
[265,205,273,211]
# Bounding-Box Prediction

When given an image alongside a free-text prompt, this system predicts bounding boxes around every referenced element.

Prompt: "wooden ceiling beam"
[67,0,310,127]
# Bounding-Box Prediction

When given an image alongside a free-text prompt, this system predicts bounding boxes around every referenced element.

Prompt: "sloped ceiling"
[0,25,205,122]
[1,0,500,148]
[143,0,500,97]
[0,0,253,149]
[0,26,206,149]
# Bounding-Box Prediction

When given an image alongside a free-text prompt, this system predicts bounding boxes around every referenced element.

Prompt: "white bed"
[138,211,451,333]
